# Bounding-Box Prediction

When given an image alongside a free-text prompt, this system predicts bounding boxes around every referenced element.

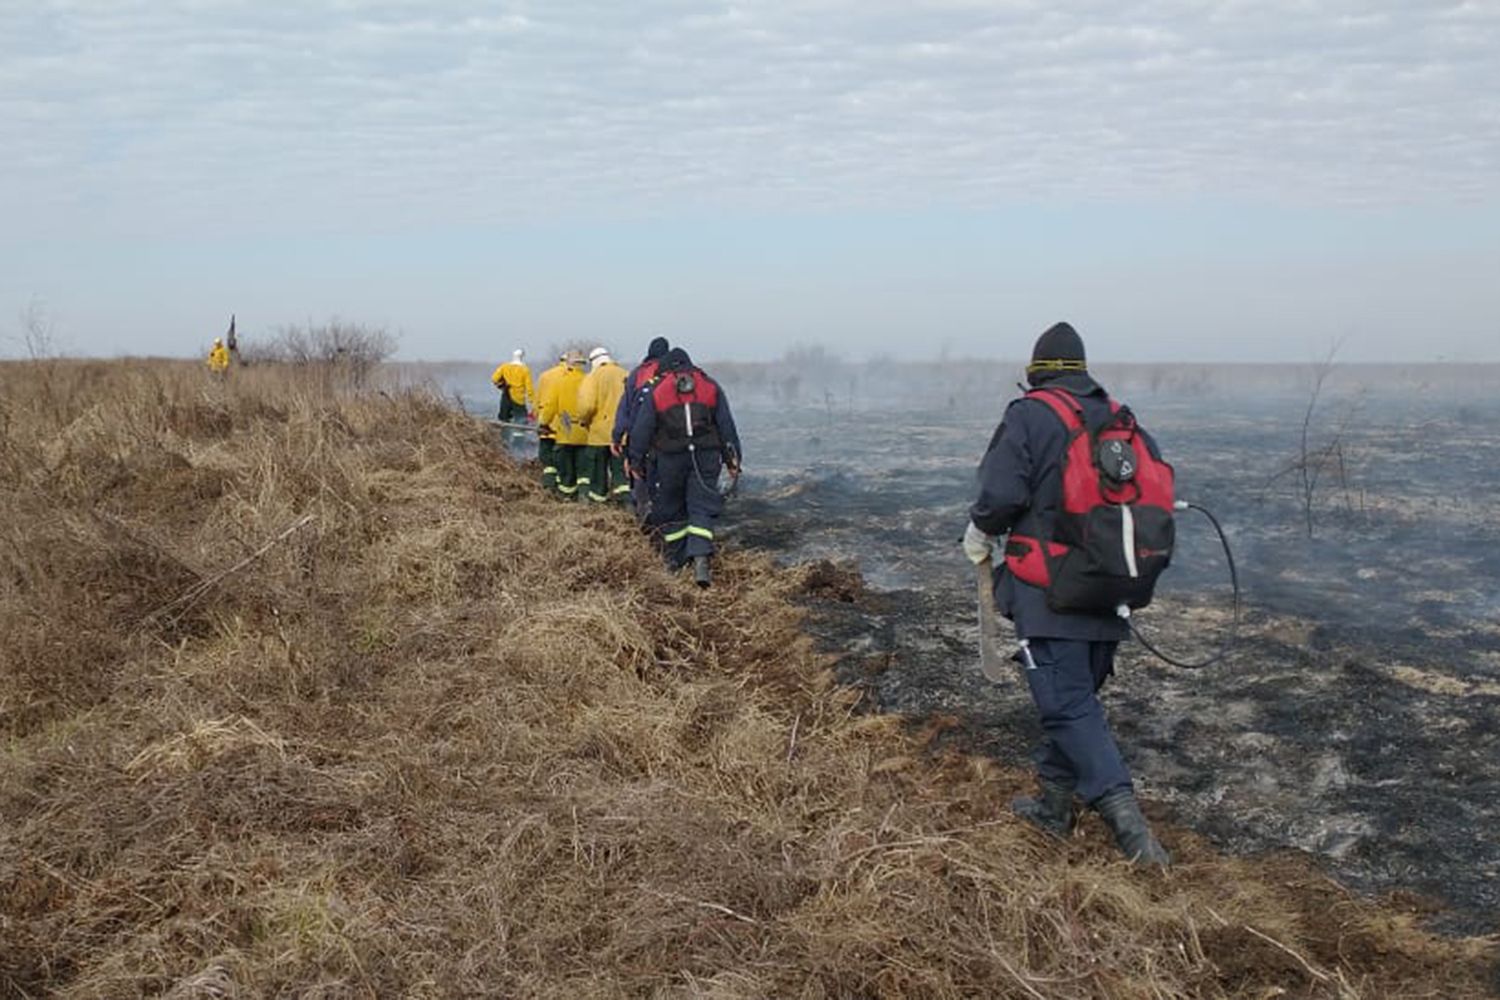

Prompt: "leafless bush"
[543,338,597,363]
[18,298,59,360]
[1264,341,1366,537]
[241,319,397,386]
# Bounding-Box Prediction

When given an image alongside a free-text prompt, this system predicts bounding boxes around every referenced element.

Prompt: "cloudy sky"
[2,0,1497,362]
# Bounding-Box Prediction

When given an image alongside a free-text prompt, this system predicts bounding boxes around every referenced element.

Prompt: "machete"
[975,556,1012,682]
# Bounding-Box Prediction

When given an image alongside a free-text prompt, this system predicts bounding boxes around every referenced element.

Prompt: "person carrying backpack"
[612,337,670,518]
[627,347,741,587]
[963,321,1173,866]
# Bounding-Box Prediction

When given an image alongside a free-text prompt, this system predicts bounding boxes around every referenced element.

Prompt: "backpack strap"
[1025,387,1086,431]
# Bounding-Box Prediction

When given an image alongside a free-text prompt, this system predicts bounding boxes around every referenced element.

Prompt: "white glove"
[963,521,995,565]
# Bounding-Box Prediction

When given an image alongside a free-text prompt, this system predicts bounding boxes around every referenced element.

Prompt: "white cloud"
[0,0,1497,240]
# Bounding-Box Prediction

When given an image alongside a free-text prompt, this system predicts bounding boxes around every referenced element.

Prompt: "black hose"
[1126,501,1240,669]
[687,443,739,500]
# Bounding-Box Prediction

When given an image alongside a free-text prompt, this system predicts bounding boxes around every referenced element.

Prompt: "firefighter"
[491,349,534,423]
[962,322,1171,866]
[537,349,589,500]
[533,352,569,492]
[576,346,630,503]
[612,336,670,517]
[627,347,741,587]
[206,337,230,377]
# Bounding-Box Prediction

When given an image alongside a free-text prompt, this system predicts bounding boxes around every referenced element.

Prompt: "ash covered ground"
[457,359,1500,935]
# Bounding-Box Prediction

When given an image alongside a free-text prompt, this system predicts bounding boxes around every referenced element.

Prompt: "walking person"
[491,349,534,424]
[576,346,630,504]
[534,351,569,493]
[538,349,589,500]
[206,337,230,379]
[627,348,741,587]
[962,321,1171,865]
[612,336,670,518]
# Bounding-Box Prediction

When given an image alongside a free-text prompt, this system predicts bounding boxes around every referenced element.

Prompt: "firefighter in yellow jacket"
[533,352,569,492]
[575,346,630,504]
[490,349,533,423]
[537,349,589,499]
[206,338,230,378]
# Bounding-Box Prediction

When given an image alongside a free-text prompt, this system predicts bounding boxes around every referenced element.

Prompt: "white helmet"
[588,346,611,368]
[512,349,525,362]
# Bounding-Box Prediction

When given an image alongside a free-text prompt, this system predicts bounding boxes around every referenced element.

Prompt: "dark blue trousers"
[1022,638,1133,804]
[652,450,723,565]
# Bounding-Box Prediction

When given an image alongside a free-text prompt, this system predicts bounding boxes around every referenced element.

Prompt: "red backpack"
[1003,388,1175,613]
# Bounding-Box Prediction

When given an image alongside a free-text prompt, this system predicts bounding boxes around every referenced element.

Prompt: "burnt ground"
[724,389,1500,936]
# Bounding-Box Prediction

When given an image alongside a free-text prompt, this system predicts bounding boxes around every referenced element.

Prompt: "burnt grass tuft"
[0,359,1495,998]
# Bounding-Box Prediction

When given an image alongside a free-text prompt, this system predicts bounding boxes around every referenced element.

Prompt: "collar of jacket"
[1028,370,1105,397]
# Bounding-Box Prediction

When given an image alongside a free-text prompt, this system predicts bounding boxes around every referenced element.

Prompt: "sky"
[1,0,1497,363]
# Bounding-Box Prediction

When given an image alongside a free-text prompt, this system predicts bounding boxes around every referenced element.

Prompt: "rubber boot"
[1093,788,1171,866]
[693,555,712,589]
[1011,777,1076,840]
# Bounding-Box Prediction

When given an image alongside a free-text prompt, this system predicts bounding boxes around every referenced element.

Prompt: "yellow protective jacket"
[537,364,588,445]
[207,345,230,372]
[575,361,628,448]
[491,361,533,407]
[534,362,566,439]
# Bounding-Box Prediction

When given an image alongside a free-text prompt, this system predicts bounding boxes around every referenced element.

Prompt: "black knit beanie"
[646,336,669,360]
[662,347,692,371]
[1028,322,1087,381]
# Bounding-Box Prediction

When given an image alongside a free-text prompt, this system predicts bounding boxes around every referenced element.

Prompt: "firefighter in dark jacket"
[612,336,670,518]
[627,347,741,588]
[963,322,1171,866]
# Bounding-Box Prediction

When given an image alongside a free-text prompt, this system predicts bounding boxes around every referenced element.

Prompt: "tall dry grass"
[0,360,1493,998]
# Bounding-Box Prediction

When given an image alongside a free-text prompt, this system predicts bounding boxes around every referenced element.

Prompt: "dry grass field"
[1,360,1494,998]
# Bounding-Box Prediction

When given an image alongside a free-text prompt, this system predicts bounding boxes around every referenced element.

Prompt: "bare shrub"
[18,297,59,360]
[544,338,596,363]
[240,318,397,386]
[1264,341,1367,537]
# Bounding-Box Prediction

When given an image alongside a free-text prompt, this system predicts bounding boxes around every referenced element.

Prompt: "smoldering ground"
[677,359,1500,936]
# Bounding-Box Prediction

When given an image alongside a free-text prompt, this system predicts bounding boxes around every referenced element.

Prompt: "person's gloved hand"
[962,521,995,565]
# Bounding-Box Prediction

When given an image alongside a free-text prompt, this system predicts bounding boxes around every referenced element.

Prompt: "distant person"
[628,347,741,587]
[491,349,534,423]
[962,321,1172,866]
[534,351,569,492]
[612,336,670,517]
[575,346,629,504]
[206,337,230,378]
[538,349,589,500]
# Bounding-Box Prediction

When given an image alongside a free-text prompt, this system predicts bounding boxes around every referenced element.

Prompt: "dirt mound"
[0,360,1494,998]
[798,558,865,602]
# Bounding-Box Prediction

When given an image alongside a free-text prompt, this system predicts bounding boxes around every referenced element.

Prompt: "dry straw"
[0,359,1494,998]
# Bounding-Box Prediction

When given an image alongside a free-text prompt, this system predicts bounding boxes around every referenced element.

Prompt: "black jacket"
[971,372,1160,641]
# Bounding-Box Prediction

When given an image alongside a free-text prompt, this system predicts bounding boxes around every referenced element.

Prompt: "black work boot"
[693,555,712,588]
[1093,788,1171,866]
[1011,778,1077,839]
